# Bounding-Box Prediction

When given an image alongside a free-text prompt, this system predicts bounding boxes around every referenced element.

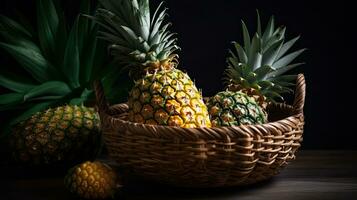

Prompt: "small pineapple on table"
[207,12,306,127]
[65,161,121,199]
[92,0,211,128]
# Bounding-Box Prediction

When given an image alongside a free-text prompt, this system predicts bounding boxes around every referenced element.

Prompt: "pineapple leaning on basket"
[207,12,306,127]
[0,0,128,165]
[90,0,211,128]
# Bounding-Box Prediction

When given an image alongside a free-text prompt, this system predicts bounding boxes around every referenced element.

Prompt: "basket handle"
[93,80,110,114]
[292,74,306,115]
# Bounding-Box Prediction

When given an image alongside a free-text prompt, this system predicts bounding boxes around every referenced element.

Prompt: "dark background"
[0,0,352,149]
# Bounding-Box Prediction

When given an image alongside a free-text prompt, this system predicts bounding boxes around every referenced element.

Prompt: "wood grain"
[0,150,356,200]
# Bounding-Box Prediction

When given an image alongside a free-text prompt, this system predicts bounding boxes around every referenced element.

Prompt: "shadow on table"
[120,176,275,200]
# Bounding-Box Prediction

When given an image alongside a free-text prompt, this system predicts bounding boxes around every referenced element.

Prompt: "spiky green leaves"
[92,0,180,73]
[224,12,306,102]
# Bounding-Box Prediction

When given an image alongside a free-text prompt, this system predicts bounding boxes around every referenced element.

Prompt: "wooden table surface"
[1,150,357,200]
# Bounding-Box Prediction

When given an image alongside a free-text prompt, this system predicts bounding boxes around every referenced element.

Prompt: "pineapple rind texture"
[207,91,267,127]
[128,69,211,128]
[65,161,119,199]
[10,105,101,165]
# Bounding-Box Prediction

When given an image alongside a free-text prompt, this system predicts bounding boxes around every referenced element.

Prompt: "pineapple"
[10,105,101,164]
[92,0,211,128]
[207,91,267,127]
[65,161,121,199]
[224,12,306,105]
[208,12,305,127]
[0,0,127,165]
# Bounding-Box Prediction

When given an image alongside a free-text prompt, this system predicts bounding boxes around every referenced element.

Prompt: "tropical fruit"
[208,12,305,126]
[91,0,211,128]
[65,161,120,199]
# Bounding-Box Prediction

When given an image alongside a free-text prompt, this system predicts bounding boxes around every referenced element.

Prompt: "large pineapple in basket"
[0,0,128,165]
[207,12,305,127]
[92,0,211,128]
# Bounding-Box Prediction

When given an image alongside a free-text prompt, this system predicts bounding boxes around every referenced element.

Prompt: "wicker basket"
[94,74,306,187]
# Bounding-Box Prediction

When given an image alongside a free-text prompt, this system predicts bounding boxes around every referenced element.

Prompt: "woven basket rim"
[99,103,303,140]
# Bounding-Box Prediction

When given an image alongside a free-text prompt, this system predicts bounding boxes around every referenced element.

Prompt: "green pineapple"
[224,12,306,105]
[0,0,127,165]
[91,0,211,128]
[208,12,305,127]
[207,91,267,127]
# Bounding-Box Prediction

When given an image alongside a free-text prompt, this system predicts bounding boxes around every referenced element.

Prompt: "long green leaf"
[37,0,59,60]
[272,49,306,69]
[28,95,65,101]
[265,27,285,54]
[78,0,91,56]
[0,42,54,82]
[262,16,275,45]
[268,63,304,78]
[89,39,107,83]
[79,17,99,85]
[247,33,261,69]
[271,80,295,87]
[256,10,262,36]
[268,74,297,82]
[276,36,301,60]
[251,52,262,71]
[0,71,36,92]
[0,14,32,37]
[261,39,283,66]
[24,81,71,101]
[241,20,251,52]
[254,65,274,80]
[63,17,80,88]
[233,42,247,63]
[54,9,67,69]
[0,93,24,105]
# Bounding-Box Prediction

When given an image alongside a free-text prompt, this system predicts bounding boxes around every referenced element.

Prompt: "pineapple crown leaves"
[89,0,180,76]
[0,0,129,136]
[224,11,306,102]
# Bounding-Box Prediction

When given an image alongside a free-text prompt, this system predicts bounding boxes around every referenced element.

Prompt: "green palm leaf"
[23,81,71,101]
[63,17,80,88]
[0,93,24,105]
[0,71,35,92]
[0,14,32,38]
[0,42,56,82]
[37,0,59,60]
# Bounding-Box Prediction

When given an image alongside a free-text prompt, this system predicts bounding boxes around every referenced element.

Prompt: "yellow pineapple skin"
[128,68,211,128]
[65,161,120,199]
[9,105,101,165]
